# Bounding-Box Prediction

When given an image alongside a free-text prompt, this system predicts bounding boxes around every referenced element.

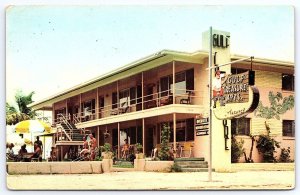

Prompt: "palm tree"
[6,90,36,125]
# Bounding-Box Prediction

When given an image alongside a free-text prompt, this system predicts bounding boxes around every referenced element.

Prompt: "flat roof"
[29,49,294,110]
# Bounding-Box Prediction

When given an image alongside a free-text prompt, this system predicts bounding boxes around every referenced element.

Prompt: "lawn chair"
[73,149,90,161]
[179,142,194,158]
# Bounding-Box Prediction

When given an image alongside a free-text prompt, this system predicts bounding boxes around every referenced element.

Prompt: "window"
[119,89,130,108]
[130,87,136,105]
[231,117,250,135]
[282,74,294,91]
[81,99,95,113]
[160,68,194,97]
[283,120,295,137]
[99,96,104,109]
[170,71,186,95]
[159,118,195,142]
[112,92,118,109]
[231,67,248,75]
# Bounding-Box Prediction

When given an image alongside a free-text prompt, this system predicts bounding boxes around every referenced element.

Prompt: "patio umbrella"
[15,120,51,134]
[14,120,51,153]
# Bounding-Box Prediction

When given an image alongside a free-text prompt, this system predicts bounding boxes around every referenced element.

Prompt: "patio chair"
[179,142,194,158]
[180,91,193,104]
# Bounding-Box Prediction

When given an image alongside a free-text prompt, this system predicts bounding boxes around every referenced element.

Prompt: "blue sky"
[6,5,294,105]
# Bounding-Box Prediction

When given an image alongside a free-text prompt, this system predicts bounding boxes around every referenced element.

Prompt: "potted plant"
[135,143,144,159]
[102,143,113,159]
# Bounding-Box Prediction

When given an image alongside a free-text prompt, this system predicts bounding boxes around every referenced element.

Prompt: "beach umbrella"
[14,120,51,134]
[14,120,51,153]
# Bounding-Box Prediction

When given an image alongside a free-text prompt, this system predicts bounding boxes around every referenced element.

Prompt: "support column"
[66,99,68,119]
[79,94,82,122]
[173,113,176,154]
[172,61,175,104]
[117,81,119,111]
[52,106,55,125]
[97,126,100,147]
[118,122,120,159]
[142,118,145,154]
[142,72,144,110]
[96,88,99,119]
[60,146,63,161]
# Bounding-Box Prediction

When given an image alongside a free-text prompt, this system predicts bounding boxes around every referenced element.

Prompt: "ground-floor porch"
[83,113,199,160]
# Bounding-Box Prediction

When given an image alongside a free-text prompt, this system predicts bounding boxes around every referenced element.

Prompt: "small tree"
[256,134,280,162]
[159,123,170,161]
[231,136,245,163]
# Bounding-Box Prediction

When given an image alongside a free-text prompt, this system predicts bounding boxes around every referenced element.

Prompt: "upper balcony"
[52,60,208,127]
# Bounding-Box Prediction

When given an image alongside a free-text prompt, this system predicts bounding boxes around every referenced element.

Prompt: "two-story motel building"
[29,30,294,171]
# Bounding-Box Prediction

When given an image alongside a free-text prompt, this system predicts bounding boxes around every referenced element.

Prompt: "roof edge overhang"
[29,49,208,110]
[29,50,294,111]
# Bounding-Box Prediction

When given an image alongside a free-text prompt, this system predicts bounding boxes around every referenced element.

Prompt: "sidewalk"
[7,170,294,190]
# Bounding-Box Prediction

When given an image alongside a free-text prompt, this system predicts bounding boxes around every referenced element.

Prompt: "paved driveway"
[7,171,294,190]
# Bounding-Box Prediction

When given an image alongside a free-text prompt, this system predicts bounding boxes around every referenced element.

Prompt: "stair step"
[176,161,208,166]
[178,164,208,168]
[180,168,215,172]
[174,157,205,161]
[111,167,135,172]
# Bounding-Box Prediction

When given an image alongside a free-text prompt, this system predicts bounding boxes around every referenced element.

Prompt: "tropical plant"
[256,134,280,162]
[135,143,143,153]
[231,136,245,163]
[255,91,294,120]
[103,143,111,153]
[279,147,292,163]
[6,90,36,125]
[159,123,171,161]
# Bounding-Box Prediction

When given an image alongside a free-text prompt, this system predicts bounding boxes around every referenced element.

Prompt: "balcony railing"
[53,88,204,124]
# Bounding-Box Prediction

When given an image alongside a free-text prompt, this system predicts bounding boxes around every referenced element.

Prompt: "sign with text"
[195,117,209,136]
[221,71,250,104]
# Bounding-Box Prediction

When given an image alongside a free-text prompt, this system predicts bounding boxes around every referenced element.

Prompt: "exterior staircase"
[56,113,86,142]
[174,158,214,172]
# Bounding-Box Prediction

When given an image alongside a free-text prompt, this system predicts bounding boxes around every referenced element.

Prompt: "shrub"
[159,123,171,161]
[256,134,280,162]
[170,163,182,172]
[135,143,143,153]
[279,147,292,163]
[103,143,111,153]
[95,156,103,161]
[231,136,245,163]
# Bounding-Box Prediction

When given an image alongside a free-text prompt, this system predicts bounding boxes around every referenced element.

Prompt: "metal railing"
[53,88,204,124]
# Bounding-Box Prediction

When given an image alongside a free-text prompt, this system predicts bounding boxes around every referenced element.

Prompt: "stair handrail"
[56,125,72,141]
[57,113,74,140]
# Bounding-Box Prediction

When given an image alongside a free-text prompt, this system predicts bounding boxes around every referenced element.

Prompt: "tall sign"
[213,70,260,120]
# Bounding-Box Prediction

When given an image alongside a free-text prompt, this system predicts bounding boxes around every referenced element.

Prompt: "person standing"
[212,70,225,108]
[34,136,43,153]
[89,134,97,160]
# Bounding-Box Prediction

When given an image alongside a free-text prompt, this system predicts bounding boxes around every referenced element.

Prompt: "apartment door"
[146,126,155,156]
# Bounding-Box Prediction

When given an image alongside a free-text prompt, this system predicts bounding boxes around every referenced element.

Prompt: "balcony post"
[118,122,120,159]
[173,113,176,156]
[96,88,99,119]
[117,81,119,111]
[142,72,144,110]
[79,94,82,122]
[172,61,175,104]
[142,118,145,154]
[65,99,68,119]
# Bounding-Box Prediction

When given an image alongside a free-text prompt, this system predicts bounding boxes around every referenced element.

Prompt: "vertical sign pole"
[208,26,213,182]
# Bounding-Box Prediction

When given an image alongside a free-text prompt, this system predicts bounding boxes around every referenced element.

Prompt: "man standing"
[34,136,43,155]
[89,134,97,160]
[212,70,225,108]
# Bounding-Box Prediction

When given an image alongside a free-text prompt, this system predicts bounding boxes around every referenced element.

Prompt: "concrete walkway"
[7,170,294,190]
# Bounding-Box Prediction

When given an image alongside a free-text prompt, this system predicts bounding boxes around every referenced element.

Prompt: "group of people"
[6,136,44,162]
[80,133,97,161]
